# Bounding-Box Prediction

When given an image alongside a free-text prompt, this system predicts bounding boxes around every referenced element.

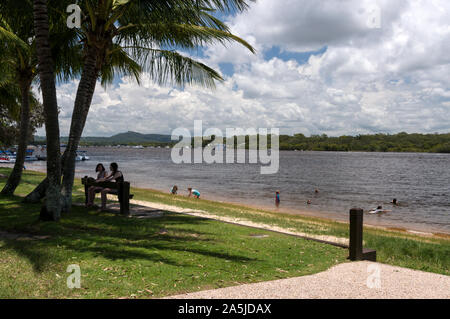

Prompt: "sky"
[39,0,450,137]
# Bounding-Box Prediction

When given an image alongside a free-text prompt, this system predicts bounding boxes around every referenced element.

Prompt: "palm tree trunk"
[23,176,48,203]
[24,47,100,210]
[60,46,100,213]
[23,151,66,203]
[1,80,31,195]
[33,0,61,221]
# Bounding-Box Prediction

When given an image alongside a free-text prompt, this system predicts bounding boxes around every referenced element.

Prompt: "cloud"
[37,0,450,137]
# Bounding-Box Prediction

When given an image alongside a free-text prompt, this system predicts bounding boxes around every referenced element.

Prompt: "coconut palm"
[0,2,38,195]
[0,83,44,150]
[0,84,21,149]
[0,1,70,220]
[25,0,256,212]
[32,0,64,220]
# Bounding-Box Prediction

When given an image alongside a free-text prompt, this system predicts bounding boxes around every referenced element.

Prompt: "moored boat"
[0,156,15,163]
[0,150,16,163]
[76,150,90,161]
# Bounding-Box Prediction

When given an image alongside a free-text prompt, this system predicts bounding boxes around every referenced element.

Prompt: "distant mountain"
[34,131,173,145]
[108,131,172,143]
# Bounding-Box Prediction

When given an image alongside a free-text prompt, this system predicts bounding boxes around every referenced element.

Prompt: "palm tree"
[0,83,44,152]
[61,0,255,211]
[25,0,256,212]
[0,84,21,149]
[33,0,62,220]
[0,3,37,195]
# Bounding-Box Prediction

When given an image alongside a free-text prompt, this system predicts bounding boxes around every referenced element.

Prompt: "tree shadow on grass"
[0,198,256,273]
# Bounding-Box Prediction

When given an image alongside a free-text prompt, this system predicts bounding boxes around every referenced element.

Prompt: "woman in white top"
[86,163,107,207]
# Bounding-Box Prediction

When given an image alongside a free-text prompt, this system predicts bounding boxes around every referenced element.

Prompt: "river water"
[16,148,450,234]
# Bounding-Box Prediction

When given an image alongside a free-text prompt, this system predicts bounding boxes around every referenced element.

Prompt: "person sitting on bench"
[86,163,107,207]
[98,162,124,211]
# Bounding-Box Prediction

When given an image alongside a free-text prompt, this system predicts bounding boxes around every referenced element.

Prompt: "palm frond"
[101,44,142,87]
[119,23,255,53]
[124,47,223,88]
[0,25,29,52]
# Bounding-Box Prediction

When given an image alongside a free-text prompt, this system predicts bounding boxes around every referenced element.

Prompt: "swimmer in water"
[307,200,312,205]
[369,205,390,214]
[275,191,280,208]
[391,198,398,206]
[314,189,319,194]
[188,187,200,198]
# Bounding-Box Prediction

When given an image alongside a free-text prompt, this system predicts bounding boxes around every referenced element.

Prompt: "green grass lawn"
[130,187,449,275]
[0,168,347,298]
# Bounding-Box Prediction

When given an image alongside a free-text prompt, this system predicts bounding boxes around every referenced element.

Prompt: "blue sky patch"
[263,46,327,64]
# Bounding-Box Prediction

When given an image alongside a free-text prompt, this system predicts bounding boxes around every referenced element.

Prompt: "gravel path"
[105,199,449,299]
[167,261,450,299]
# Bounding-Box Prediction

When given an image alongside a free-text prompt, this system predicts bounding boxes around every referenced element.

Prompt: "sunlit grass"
[0,168,347,298]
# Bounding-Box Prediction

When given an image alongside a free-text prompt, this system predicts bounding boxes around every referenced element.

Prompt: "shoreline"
[133,185,450,239]
[56,143,450,154]
[2,164,449,236]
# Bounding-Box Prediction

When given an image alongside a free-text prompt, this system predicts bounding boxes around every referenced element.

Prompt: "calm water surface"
[21,148,450,233]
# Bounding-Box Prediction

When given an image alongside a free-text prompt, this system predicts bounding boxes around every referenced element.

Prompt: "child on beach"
[171,185,178,195]
[188,187,200,198]
[275,191,280,208]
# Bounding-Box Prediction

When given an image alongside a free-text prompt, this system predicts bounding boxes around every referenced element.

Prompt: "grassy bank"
[0,168,448,298]
[0,168,346,298]
[128,187,449,275]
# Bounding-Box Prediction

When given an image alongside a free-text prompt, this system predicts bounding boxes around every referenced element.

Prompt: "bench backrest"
[81,177,128,190]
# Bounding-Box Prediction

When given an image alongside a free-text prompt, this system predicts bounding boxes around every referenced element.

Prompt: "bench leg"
[84,184,89,206]
[120,182,130,216]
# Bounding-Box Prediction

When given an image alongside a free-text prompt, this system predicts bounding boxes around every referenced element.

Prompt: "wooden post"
[349,208,364,260]
[120,182,130,216]
[349,208,377,261]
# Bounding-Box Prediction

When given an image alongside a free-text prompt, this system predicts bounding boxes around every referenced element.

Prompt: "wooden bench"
[81,176,134,215]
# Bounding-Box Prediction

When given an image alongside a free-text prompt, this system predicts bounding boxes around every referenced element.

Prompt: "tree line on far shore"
[278,132,450,153]
[30,132,450,154]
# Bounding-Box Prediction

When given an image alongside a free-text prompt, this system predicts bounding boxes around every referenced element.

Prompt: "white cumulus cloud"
[38,0,450,137]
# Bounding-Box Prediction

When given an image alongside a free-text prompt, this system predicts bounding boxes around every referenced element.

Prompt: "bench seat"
[81,176,133,215]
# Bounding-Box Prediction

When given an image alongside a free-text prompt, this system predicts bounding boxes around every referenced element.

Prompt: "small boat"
[76,150,90,161]
[24,149,38,161]
[0,156,15,163]
[35,146,47,160]
[0,150,16,163]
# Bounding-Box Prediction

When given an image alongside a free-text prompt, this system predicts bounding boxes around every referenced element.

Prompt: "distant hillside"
[108,131,172,143]
[34,131,173,145]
